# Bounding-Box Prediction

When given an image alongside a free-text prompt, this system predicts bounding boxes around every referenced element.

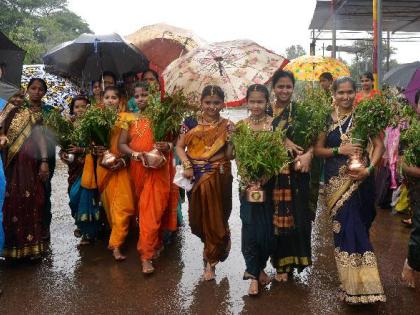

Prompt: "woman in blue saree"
[314,77,386,304]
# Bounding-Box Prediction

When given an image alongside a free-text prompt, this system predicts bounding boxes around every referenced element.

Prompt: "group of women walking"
[0,67,419,305]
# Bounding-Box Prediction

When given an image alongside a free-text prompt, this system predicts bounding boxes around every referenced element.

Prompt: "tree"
[0,0,91,64]
[349,39,398,79]
[285,45,306,60]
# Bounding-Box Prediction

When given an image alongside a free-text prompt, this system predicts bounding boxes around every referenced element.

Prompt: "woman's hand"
[338,143,362,157]
[295,151,313,173]
[155,141,171,153]
[109,158,126,171]
[39,161,49,182]
[67,145,84,154]
[285,138,304,156]
[226,120,235,136]
[183,168,194,180]
[92,145,107,156]
[0,135,8,149]
[348,167,370,181]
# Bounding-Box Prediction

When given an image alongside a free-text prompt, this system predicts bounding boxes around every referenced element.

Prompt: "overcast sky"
[68,0,419,64]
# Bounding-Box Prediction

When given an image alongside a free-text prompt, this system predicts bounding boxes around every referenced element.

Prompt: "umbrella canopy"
[0,31,26,86]
[383,62,420,89]
[0,81,18,110]
[43,33,149,82]
[284,55,350,81]
[404,68,420,106]
[163,40,288,107]
[126,23,206,73]
[22,64,80,111]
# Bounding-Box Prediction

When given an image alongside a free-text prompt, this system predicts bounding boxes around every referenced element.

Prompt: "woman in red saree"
[176,85,235,281]
[119,82,178,273]
[0,80,50,260]
[354,72,380,107]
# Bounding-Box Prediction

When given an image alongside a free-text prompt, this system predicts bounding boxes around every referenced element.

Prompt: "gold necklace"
[335,107,353,142]
[248,115,271,131]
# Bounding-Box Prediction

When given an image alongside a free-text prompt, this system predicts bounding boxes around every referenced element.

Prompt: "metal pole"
[377,0,383,89]
[386,31,390,72]
[331,0,337,58]
[373,0,378,89]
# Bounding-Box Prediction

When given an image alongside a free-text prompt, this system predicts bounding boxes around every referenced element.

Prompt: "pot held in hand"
[61,152,75,164]
[100,150,118,168]
[142,148,167,169]
[246,183,266,203]
[347,137,366,173]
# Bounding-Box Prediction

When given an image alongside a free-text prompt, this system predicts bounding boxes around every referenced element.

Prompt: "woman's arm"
[33,125,49,181]
[402,162,420,178]
[118,129,134,156]
[176,133,193,179]
[314,132,362,158]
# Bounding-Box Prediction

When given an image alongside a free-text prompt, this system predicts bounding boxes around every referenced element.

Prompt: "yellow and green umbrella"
[284,55,350,81]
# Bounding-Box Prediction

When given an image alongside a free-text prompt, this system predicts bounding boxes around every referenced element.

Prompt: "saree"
[407,176,420,271]
[0,155,5,254]
[69,154,101,240]
[95,112,136,249]
[1,107,47,259]
[324,115,386,304]
[126,116,178,261]
[271,103,312,273]
[183,118,233,265]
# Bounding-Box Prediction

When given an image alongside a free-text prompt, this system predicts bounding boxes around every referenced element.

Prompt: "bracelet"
[182,160,192,170]
[131,152,140,160]
[332,147,339,156]
[119,158,127,167]
[367,164,375,174]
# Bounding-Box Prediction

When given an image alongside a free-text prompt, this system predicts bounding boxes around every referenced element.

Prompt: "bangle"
[332,147,339,156]
[367,164,375,174]
[119,158,127,167]
[131,152,140,160]
[182,160,192,170]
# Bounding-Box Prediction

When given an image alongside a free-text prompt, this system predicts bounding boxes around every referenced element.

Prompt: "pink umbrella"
[404,68,420,106]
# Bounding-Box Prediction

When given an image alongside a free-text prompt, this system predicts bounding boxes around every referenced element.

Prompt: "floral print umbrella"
[22,64,80,111]
[163,40,288,107]
[284,55,350,81]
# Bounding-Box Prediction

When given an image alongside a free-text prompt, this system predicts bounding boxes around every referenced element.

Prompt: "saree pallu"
[407,176,420,271]
[0,156,5,254]
[2,109,46,259]
[183,118,233,265]
[324,116,386,304]
[96,112,136,249]
[240,180,274,279]
[127,117,178,261]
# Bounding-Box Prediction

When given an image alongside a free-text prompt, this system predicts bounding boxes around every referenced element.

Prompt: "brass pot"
[246,184,266,203]
[142,148,166,169]
[100,150,117,168]
[347,137,366,172]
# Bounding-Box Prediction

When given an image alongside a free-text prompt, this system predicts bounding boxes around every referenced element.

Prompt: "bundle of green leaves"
[292,87,332,149]
[144,89,198,141]
[74,106,118,146]
[401,118,420,167]
[43,108,75,149]
[232,123,290,184]
[352,95,392,142]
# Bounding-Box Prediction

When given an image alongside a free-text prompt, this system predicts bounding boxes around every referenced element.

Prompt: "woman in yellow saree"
[119,82,178,274]
[176,85,235,281]
[93,86,136,261]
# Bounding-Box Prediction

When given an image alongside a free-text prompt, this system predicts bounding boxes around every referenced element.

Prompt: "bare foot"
[401,259,416,288]
[142,260,155,274]
[152,246,164,260]
[258,271,271,286]
[203,262,216,281]
[112,248,126,261]
[274,273,288,282]
[248,279,259,296]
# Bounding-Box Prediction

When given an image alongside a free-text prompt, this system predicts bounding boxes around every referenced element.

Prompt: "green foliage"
[0,1,91,64]
[285,45,306,60]
[401,119,420,167]
[74,106,118,147]
[352,95,392,142]
[144,89,198,141]
[232,123,291,184]
[292,87,332,149]
[43,108,75,149]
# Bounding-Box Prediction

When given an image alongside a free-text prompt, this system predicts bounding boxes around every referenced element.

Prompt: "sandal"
[258,271,271,286]
[112,248,126,261]
[274,273,288,282]
[401,218,413,227]
[203,262,216,281]
[401,259,416,288]
[248,279,259,296]
[142,260,155,274]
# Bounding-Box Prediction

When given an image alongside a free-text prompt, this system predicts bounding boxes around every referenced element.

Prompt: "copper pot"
[61,152,75,164]
[246,183,266,203]
[142,148,166,169]
[347,137,366,173]
[100,150,117,168]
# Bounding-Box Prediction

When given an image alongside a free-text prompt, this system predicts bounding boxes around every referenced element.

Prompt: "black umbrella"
[383,61,420,88]
[43,33,149,83]
[0,81,18,110]
[0,31,26,86]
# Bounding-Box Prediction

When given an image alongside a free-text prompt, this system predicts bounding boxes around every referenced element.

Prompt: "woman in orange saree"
[119,82,178,274]
[176,85,235,281]
[93,86,136,261]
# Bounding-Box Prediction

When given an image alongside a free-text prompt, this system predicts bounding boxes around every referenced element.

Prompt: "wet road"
[1,109,419,314]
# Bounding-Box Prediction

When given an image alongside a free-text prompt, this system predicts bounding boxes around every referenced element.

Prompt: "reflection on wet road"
[0,109,418,314]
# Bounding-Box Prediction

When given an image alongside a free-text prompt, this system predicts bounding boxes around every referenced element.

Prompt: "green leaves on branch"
[43,108,75,150]
[74,106,117,147]
[144,88,198,142]
[292,87,332,149]
[232,123,291,184]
